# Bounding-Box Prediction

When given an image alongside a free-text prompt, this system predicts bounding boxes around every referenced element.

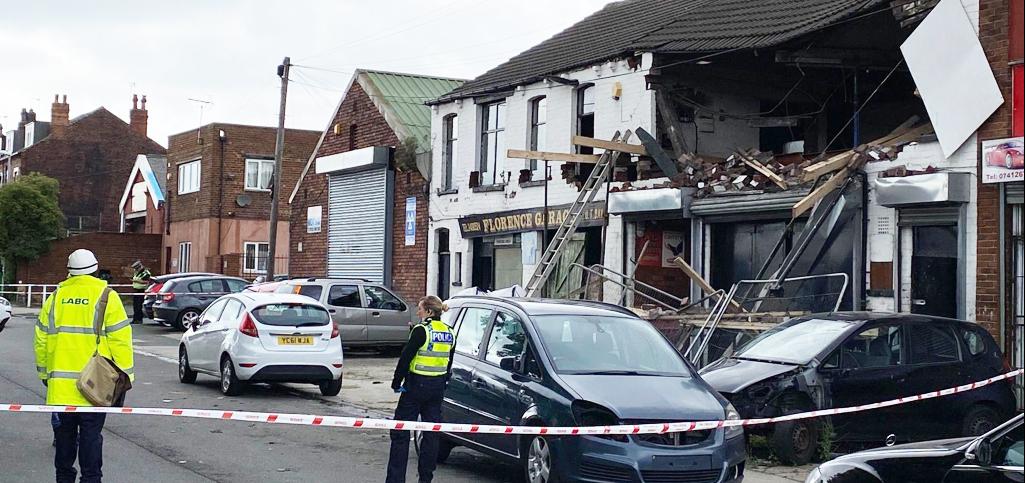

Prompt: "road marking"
[135,348,178,365]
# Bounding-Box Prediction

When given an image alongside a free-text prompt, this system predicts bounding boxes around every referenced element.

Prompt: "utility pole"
[266,56,290,280]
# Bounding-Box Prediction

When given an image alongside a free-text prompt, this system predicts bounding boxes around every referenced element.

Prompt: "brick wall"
[289,82,401,279]
[19,232,163,285]
[11,108,166,232]
[390,169,428,304]
[976,0,1014,341]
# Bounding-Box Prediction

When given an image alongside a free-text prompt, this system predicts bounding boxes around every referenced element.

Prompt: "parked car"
[700,312,1016,465]
[985,139,1024,169]
[177,292,343,396]
[143,272,218,318]
[0,297,11,333]
[244,280,287,293]
[422,296,746,483]
[152,275,249,330]
[806,413,1023,482]
[274,279,415,347]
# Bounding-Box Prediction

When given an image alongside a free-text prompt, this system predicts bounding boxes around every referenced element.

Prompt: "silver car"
[276,279,414,347]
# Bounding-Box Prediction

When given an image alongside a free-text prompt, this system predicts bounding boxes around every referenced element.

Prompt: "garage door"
[328,167,389,282]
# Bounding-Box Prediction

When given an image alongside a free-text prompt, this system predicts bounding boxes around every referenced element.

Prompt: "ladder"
[524,130,632,297]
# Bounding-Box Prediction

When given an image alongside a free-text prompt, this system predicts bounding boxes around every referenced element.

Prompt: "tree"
[0,173,64,279]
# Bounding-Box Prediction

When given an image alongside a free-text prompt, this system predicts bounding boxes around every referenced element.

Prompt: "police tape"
[2,369,1021,435]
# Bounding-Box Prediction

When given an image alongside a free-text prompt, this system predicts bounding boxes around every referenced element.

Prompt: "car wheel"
[523,435,558,483]
[962,405,998,436]
[176,309,200,331]
[220,356,243,396]
[319,378,342,397]
[414,431,455,464]
[178,347,197,384]
[771,411,819,465]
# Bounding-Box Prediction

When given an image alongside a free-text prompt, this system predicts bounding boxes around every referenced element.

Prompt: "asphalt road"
[1,309,799,483]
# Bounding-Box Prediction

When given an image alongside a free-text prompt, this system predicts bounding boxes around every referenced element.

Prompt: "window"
[453,252,463,285]
[839,323,904,369]
[455,307,493,356]
[348,124,358,150]
[243,242,270,274]
[576,85,595,155]
[364,285,405,311]
[178,242,192,273]
[177,160,200,194]
[328,285,361,308]
[219,299,243,323]
[224,279,248,293]
[442,114,457,191]
[201,299,227,323]
[252,303,331,327]
[909,324,960,364]
[478,101,506,185]
[189,279,224,294]
[962,328,987,356]
[295,285,324,301]
[485,312,527,366]
[528,97,547,173]
[244,158,274,191]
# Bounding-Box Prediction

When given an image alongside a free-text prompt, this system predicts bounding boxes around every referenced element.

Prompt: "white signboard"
[901,0,1003,157]
[307,205,322,233]
[661,231,686,268]
[981,137,1024,184]
[521,231,538,266]
[404,197,416,246]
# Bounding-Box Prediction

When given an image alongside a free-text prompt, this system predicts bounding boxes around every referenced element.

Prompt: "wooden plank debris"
[735,150,788,189]
[672,257,744,310]
[572,135,648,156]
[792,167,850,219]
[507,149,601,164]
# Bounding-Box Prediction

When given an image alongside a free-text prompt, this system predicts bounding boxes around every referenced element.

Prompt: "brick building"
[0,94,165,234]
[976,0,1024,396]
[19,232,162,285]
[287,69,463,303]
[118,153,167,235]
[165,123,320,278]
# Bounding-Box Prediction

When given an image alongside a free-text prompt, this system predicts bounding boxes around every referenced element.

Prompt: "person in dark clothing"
[129,261,151,325]
[385,295,455,483]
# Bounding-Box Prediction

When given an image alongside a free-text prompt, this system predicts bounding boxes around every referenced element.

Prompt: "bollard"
[27,285,32,308]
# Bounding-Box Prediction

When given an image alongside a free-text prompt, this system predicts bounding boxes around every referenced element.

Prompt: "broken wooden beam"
[672,257,744,311]
[571,135,648,156]
[635,127,680,177]
[735,151,788,189]
[655,90,691,157]
[506,149,601,164]
[792,167,850,218]
[802,151,856,181]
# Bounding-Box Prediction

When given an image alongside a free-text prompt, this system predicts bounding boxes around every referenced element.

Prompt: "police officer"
[35,249,135,483]
[129,260,151,325]
[386,295,454,483]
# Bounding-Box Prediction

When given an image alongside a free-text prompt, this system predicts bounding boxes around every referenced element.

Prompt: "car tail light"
[332,363,343,368]
[330,322,340,339]
[239,313,259,337]
[148,282,164,294]
[239,362,257,368]
[162,292,175,303]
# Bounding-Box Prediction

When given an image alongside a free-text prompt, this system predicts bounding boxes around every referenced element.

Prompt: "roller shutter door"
[327,168,389,282]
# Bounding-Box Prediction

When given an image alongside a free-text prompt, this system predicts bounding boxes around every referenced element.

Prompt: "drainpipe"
[217,129,226,273]
[859,171,869,311]
[999,183,1006,350]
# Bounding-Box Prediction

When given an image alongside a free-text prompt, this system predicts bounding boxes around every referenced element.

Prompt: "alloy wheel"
[221,360,232,393]
[527,436,551,483]
[182,311,199,328]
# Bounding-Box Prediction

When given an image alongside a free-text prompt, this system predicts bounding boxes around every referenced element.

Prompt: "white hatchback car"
[177,293,344,396]
[0,297,11,332]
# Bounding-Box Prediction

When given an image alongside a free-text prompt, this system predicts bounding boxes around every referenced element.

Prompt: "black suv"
[430,296,746,483]
[700,312,1016,465]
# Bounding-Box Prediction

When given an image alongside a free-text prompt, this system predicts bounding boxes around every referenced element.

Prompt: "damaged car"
[700,312,1016,465]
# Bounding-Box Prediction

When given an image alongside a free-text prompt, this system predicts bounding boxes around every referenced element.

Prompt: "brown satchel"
[76,287,133,407]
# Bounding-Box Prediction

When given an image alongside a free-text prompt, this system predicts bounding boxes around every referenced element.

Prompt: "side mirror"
[328,309,337,314]
[500,356,523,373]
[966,439,994,466]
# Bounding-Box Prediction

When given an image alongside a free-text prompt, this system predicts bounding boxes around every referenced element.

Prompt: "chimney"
[130,94,148,137]
[51,94,70,138]
[27,109,37,123]
[18,108,29,129]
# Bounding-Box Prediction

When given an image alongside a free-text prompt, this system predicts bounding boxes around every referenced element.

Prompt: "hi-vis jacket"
[35,275,135,406]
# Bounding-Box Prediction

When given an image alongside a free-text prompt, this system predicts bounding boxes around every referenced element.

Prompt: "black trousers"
[386,374,446,483]
[132,288,144,323]
[55,413,106,483]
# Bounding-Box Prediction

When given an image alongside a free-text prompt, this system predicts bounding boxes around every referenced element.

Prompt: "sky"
[0,0,613,147]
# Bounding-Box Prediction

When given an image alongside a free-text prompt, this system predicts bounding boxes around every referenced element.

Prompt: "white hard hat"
[68,249,98,276]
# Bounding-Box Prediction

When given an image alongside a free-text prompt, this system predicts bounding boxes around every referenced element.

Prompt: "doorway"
[909,225,958,318]
[437,229,451,300]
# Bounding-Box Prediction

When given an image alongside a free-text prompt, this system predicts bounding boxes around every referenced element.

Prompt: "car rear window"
[252,303,331,327]
[278,284,324,301]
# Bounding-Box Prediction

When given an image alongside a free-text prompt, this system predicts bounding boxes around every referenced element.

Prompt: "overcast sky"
[1,0,612,147]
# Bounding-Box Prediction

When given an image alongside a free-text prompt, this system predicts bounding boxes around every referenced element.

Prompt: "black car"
[426,296,746,483]
[143,272,218,318]
[700,312,1016,465]
[151,275,248,330]
[806,414,1023,482]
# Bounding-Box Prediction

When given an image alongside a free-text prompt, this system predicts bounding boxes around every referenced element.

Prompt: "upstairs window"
[442,114,458,191]
[245,158,274,191]
[576,85,596,154]
[528,96,547,174]
[478,101,506,185]
[243,242,270,274]
[177,160,201,194]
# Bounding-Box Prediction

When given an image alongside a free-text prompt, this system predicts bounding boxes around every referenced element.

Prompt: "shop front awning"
[689,189,811,217]
[874,172,970,207]
[608,187,695,216]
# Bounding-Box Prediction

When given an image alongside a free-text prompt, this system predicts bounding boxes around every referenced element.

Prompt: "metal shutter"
[897,205,961,226]
[1006,182,1023,205]
[328,168,389,282]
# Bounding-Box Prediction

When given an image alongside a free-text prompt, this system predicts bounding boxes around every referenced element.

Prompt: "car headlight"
[724,402,744,439]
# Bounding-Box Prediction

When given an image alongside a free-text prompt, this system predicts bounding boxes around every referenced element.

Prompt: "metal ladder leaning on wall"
[524,130,632,298]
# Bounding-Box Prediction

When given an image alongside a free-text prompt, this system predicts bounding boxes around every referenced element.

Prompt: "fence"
[0,283,140,308]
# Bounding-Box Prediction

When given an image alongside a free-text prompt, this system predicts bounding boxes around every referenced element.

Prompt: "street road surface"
[0,309,800,482]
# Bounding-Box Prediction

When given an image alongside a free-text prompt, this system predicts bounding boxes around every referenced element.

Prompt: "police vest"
[409,319,453,377]
[132,268,151,290]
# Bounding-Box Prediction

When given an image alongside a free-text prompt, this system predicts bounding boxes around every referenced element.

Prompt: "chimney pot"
[130,94,148,138]
[132,94,138,110]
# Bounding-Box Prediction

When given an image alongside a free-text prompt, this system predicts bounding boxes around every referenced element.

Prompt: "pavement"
[1,307,810,482]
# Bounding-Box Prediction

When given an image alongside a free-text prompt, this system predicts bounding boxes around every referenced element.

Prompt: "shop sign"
[458,202,606,238]
[661,231,686,268]
[307,205,322,233]
[404,197,416,246]
[981,136,1024,184]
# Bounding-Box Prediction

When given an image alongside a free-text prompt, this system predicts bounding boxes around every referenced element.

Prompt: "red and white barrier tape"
[2,370,1021,435]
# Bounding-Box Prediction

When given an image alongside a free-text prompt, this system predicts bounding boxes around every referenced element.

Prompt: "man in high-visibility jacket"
[386,295,455,483]
[35,249,135,483]
[129,260,151,325]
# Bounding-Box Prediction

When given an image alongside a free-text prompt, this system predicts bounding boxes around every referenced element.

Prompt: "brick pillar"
[50,94,69,138]
[130,94,148,137]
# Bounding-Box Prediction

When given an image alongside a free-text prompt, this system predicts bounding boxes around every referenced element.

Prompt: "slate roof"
[437,0,884,102]
[359,70,465,144]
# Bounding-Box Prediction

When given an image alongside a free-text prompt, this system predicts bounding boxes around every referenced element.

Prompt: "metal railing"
[569,263,689,312]
[1,283,153,308]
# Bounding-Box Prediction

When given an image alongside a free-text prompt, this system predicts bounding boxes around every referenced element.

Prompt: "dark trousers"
[132,289,144,323]
[386,374,446,483]
[55,413,106,483]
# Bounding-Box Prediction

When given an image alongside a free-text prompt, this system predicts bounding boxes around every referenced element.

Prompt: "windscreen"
[533,315,691,376]
[252,303,331,327]
[734,318,853,364]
